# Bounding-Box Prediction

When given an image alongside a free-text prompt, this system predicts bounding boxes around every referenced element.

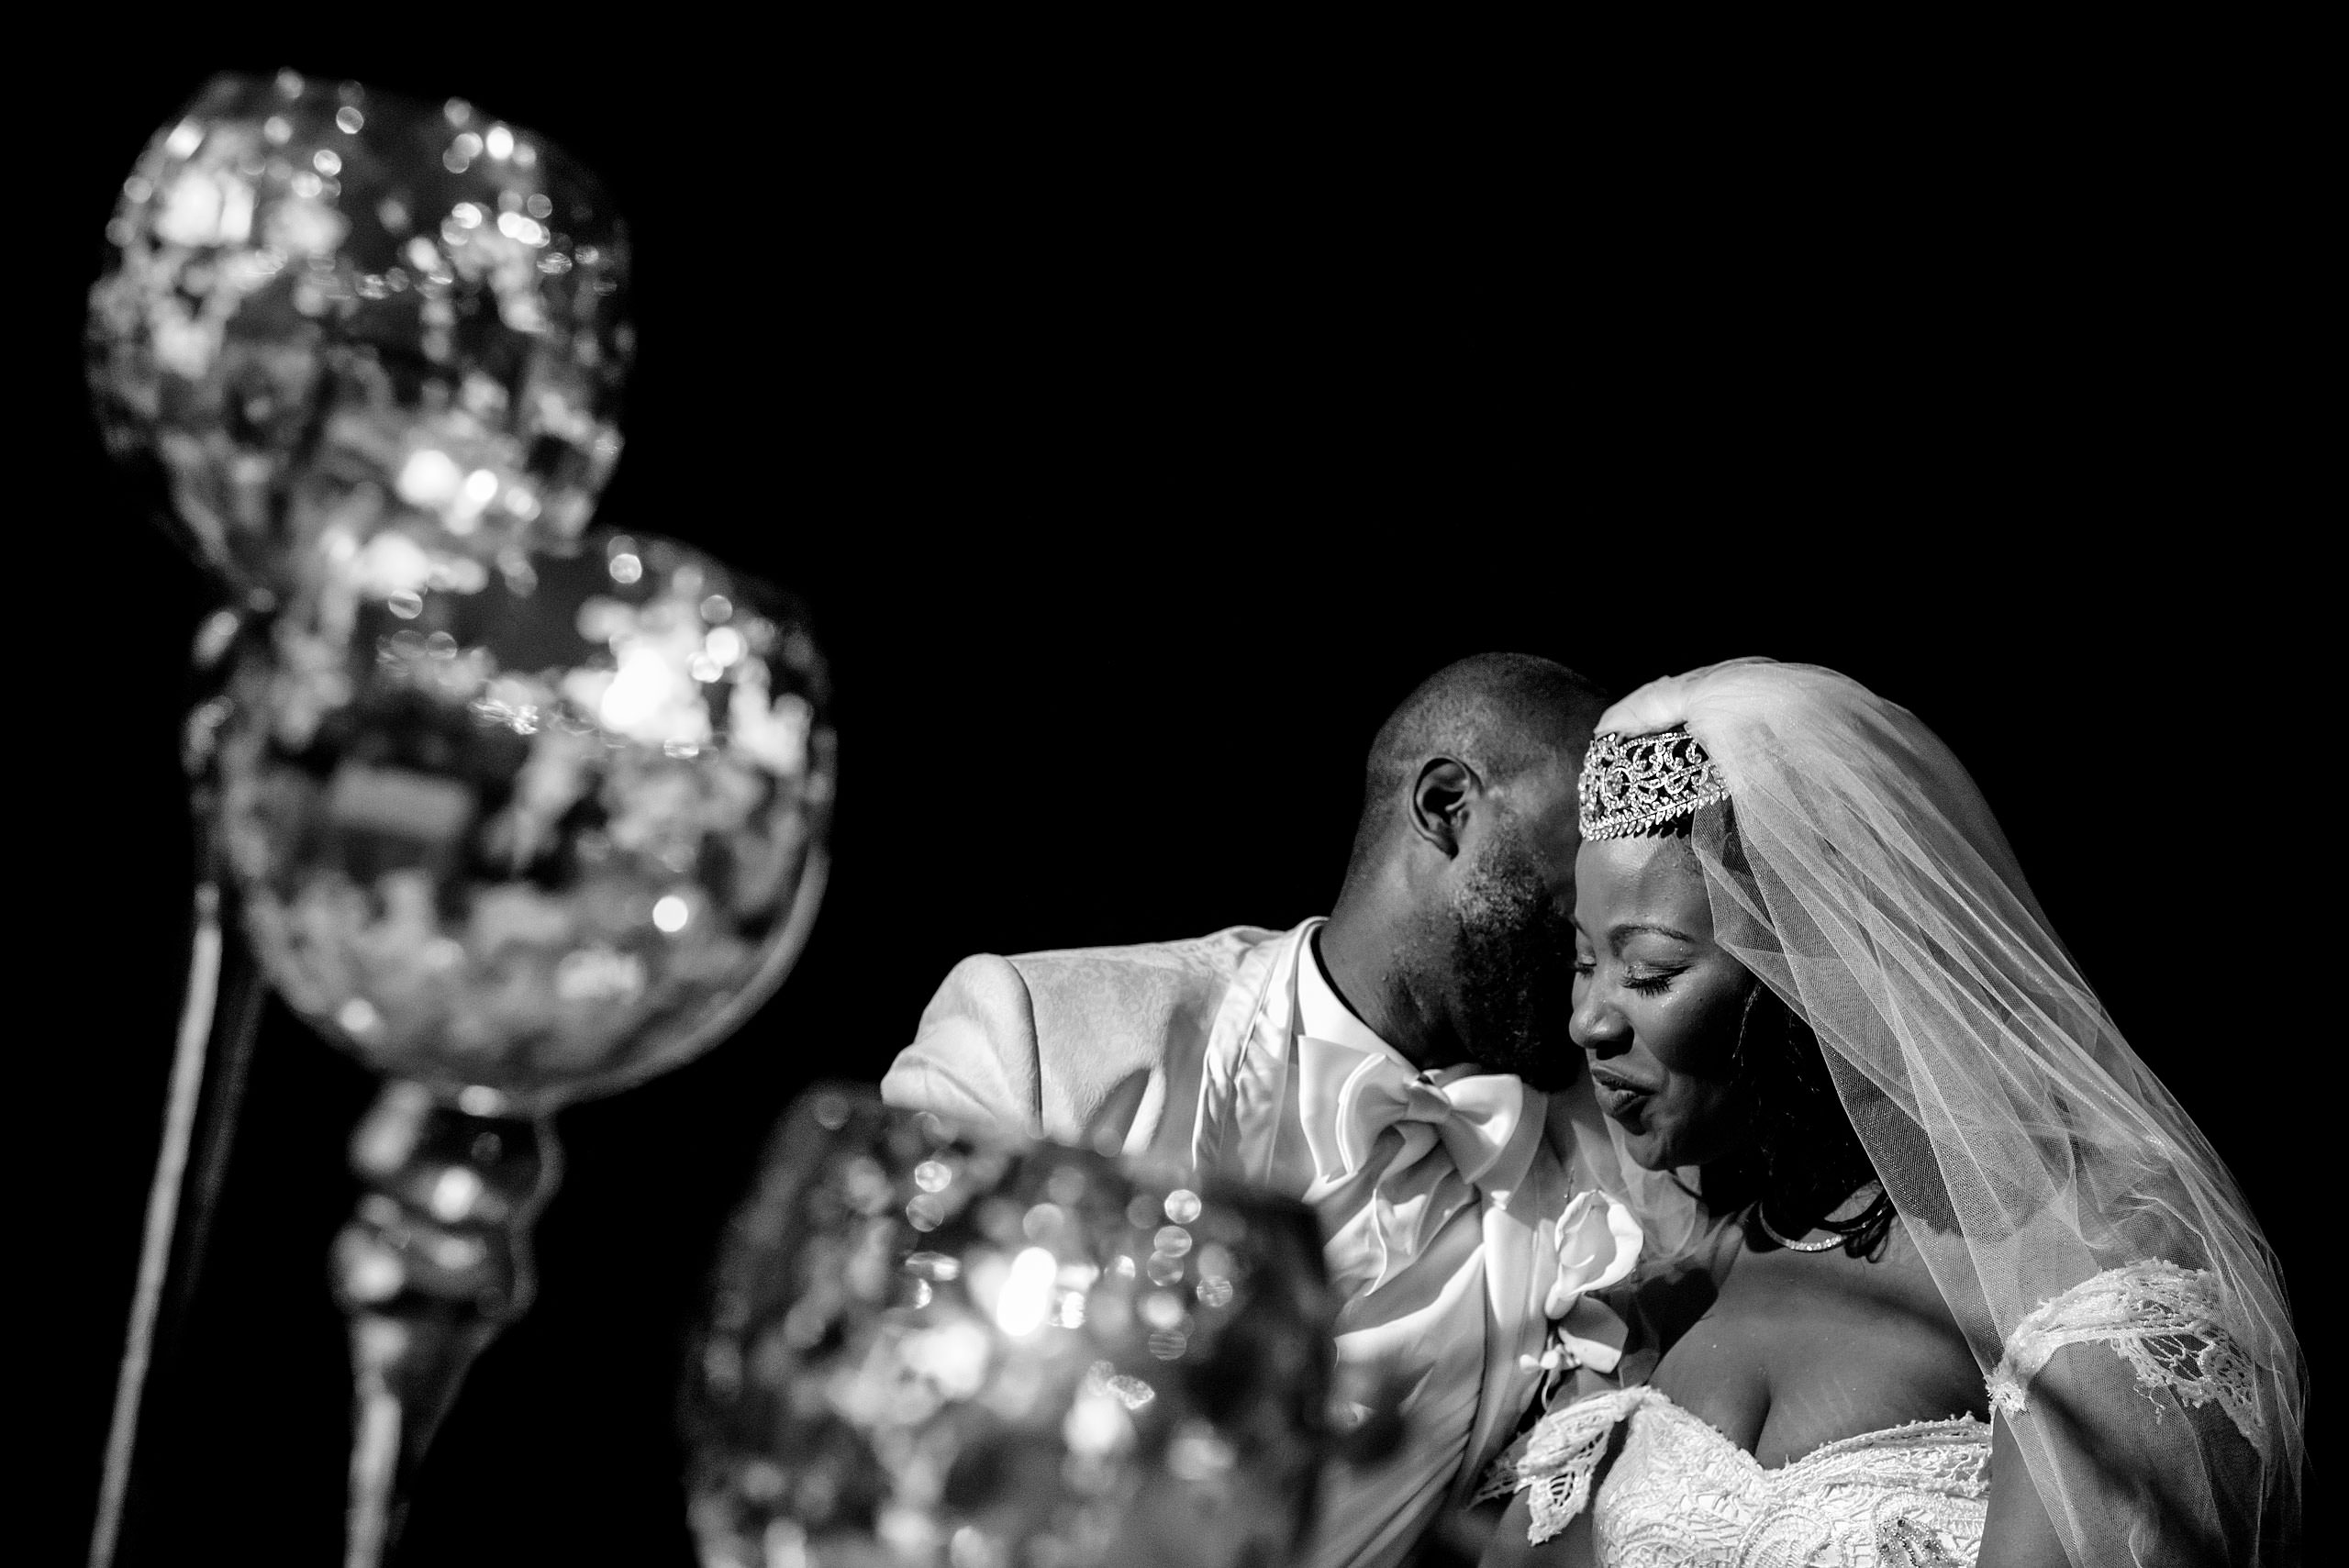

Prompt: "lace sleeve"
[1474,1386,1652,1545]
[1987,1259,2263,1452]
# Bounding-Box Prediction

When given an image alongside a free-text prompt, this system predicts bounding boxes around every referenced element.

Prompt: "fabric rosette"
[1523,1190,1643,1381]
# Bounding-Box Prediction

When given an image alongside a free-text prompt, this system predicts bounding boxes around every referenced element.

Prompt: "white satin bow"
[1296,1035,1541,1293]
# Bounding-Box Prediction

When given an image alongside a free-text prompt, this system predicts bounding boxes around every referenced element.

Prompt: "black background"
[31,51,2315,1565]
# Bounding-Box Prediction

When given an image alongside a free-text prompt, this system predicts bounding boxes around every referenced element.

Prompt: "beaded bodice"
[1482,1386,1987,1567]
[1480,1259,2256,1566]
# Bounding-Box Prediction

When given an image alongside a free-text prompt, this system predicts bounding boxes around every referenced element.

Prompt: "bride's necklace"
[1756,1183,1884,1253]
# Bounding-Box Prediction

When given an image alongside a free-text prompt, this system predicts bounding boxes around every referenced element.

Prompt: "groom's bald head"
[1345,652,1610,871]
[1321,653,1610,1088]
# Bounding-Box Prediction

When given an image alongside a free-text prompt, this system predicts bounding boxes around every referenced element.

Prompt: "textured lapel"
[1189,919,1314,1185]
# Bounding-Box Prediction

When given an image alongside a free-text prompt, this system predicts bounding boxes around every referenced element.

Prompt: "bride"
[1477,660,2302,1567]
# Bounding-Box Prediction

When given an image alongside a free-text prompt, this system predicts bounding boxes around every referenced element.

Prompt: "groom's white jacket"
[883,919,1627,1568]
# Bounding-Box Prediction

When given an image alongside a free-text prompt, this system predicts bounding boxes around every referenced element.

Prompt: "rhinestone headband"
[1578,727,1731,840]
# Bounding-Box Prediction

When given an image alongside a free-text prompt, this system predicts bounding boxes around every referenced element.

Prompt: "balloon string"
[88,883,223,1568]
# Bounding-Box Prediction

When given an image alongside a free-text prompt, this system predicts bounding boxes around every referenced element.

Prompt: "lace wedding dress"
[1480,1260,2258,1566]
[1484,1387,1988,1567]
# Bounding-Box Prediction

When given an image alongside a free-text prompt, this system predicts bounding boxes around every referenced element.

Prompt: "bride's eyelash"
[1624,972,1677,995]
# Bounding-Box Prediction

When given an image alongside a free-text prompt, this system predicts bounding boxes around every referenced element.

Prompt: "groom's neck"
[1318,897,1454,1073]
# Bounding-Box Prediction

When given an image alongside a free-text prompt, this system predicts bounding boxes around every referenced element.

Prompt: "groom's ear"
[1408,757,1477,859]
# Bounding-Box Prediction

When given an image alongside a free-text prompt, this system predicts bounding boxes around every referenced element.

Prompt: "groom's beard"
[1443,828,1582,1092]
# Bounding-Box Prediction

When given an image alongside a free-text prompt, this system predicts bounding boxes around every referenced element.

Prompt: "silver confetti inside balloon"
[683,1087,1339,1568]
[87,69,629,604]
[215,523,833,1112]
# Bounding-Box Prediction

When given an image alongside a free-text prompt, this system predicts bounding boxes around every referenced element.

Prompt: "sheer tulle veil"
[1593,658,2302,1566]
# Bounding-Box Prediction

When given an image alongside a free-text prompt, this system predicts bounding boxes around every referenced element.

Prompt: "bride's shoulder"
[1987,1260,2264,1434]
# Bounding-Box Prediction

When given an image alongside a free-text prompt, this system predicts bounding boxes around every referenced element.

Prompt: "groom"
[883,653,1639,1568]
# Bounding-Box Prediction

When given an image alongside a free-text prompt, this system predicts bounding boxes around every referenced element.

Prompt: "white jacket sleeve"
[880,953,1045,1137]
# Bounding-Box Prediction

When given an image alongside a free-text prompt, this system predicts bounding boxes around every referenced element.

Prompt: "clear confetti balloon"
[86,69,629,603]
[682,1087,1339,1568]
[213,524,832,1113]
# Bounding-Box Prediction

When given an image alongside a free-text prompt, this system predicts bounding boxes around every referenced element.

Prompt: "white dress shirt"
[1241,926,1547,1568]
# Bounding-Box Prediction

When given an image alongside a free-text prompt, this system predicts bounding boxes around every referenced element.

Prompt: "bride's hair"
[1647,805,1897,1259]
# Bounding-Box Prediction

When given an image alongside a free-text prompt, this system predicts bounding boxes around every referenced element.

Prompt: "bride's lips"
[1587,1066,1657,1120]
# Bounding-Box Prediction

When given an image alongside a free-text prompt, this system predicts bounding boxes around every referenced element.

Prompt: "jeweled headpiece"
[1579,727,1730,840]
